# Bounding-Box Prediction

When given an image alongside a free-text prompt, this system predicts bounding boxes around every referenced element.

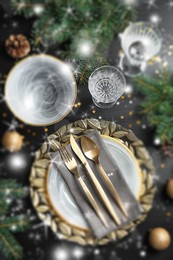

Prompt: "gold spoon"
[80,135,128,218]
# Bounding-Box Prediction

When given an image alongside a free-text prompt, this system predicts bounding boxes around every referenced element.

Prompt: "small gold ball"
[166,179,173,199]
[2,131,24,152]
[148,228,171,251]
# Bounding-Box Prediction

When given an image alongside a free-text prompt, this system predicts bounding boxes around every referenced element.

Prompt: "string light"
[5,189,10,195]
[150,14,162,24]
[60,63,74,77]
[6,198,12,204]
[168,0,173,8]
[72,247,84,259]
[53,248,69,260]
[81,111,89,118]
[11,225,17,231]
[94,249,100,255]
[33,4,44,15]
[3,118,19,130]
[12,21,18,28]
[32,222,49,240]
[140,250,147,257]
[7,153,27,170]
[65,7,73,14]
[62,62,75,75]
[125,85,133,94]
[78,40,93,57]
[153,137,161,146]
[145,0,157,9]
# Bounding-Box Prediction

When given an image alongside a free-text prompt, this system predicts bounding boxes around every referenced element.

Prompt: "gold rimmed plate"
[5,54,77,126]
[30,119,156,245]
[47,136,142,231]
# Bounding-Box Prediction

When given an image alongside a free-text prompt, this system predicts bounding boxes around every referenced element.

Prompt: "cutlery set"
[59,134,128,228]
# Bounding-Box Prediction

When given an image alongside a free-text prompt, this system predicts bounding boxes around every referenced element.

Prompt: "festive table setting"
[0,0,173,260]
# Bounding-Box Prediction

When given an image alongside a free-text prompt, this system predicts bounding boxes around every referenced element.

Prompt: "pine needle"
[133,74,173,143]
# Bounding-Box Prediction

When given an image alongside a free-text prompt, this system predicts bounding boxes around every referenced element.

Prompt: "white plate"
[5,54,77,126]
[47,136,141,230]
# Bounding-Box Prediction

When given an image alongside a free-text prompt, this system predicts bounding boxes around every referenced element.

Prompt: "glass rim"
[89,65,126,83]
[88,65,126,102]
[122,21,162,39]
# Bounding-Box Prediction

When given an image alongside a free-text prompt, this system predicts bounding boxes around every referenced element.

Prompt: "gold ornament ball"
[166,179,173,199]
[2,131,24,152]
[149,228,171,251]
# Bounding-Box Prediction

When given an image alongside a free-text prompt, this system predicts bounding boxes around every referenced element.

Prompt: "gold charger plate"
[30,119,156,245]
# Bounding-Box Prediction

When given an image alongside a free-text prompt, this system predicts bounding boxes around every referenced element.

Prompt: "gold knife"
[70,134,121,226]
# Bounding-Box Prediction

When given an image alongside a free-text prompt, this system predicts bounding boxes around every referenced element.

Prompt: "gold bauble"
[166,179,173,199]
[2,131,24,152]
[149,227,171,251]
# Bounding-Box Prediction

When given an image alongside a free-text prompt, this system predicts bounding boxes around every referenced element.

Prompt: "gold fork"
[59,146,108,228]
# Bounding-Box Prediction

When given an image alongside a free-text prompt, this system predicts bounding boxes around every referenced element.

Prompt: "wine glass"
[119,22,162,77]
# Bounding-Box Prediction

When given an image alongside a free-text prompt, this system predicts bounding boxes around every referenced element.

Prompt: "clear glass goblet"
[88,66,126,109]
[119,22,162,77]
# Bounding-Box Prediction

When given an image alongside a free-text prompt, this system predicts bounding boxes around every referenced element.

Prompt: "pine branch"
[70,55,108,84]
[11,0,136,82]
[134,78,162,94]
[142,100,162,113]
[0,216,29,232]
[0,230,22,260]
[11,0,46,17]
[0,179,28,199]
[133,74,173,143]
[0,201,8,216]
[0,179,29,260]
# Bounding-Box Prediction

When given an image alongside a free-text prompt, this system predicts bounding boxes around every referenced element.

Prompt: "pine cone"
[5,34,31,59]
[162,142,173,158]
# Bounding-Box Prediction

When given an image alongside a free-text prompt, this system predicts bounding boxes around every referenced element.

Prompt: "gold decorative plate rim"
[45,134,143,231]
[30,119,156,246]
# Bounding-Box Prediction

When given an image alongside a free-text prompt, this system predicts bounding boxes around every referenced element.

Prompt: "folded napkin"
[52,130,142,239]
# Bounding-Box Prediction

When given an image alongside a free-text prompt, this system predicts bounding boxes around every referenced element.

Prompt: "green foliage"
[0,230,23,260]
[11,0,136,82]
[71,56,108,84]
[11,0,136,49]
[0,179,27,199]
[134,73,173,143]
[0,179,29,260]
[0,200,8,216]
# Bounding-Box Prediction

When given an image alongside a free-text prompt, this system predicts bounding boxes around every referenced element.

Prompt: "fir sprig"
[0,216,28,232]
[0,230,22,260]
[70,56,108,84]
[134,73,173,143]
[0,179,28,199]
[11,0,136,82]
[0,179,29,260]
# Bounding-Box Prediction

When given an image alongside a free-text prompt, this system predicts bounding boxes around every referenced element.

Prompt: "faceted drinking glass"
[88,66,126,109]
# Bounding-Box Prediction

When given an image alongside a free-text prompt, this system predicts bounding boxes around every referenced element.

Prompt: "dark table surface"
[0,0,173,260]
